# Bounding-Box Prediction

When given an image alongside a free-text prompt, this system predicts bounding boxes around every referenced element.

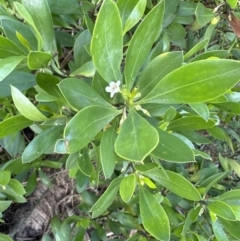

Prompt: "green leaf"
[0,71,36,98]
[47,0,80,14]
[14,2,43,50]
[36,73,61,98]
[189,50,228,63]
[27,51,52,70]
[90,177,122,218]
[144,168,202,201]
[8,179,26,195]
[152,129,194,163]
[0,170,11,186]
[208,126,227,141]
[0,200,12,213]
[0,56,26,82]
[0,115,33,138]
[189,103,210,121]
[140,60,240,104]
[124,0,165,90]
[91,0,122,82]
[195,3,214,26]
[21,0,55,53]
[22,126,63,163]
[137,52,183,97]
[167,116,215,131]
[219,190,240,201]
[120,174,136,203]
[73,30,91,67]
[78,149,93,177]
[227,0,238,8]
[184,38,209,61]
[228,158,240,178]
[139,185,170,241]
[11,85,48,121]
[64,106,120,153]
[208,201,236,221]
[1,19,38,51]
[59,78,111,110]
[115,108,159,162]
[211,218,229,241]
[70,61,95,78]
[1,185,26,203]
[117,0,147,34]
[219,218,240,239]
[214,102,240,114]
[100,126,117,179]
[0,35,27,58]
[0,234,13,241]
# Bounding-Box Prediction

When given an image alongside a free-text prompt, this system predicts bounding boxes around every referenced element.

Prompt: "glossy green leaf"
[139,185,170,241]
[219,190,240,201]
[144,168,202,201]
[91,0,122,82]
[120,174,136,203]
[0,71,36,98]
[184,38,209,61]
[115,108,159,162]
[189,103,209,120]
[195,3,214,26]
[0,56,26,82]
[140,60,240,104]
[1,185,26,203]
[47,0,80,14]
[208,201,236,221]
[0,170,11,186]
[73,30,91,67]
[219,218,240,239]
[11,85,48,121]
[70,61,95,78]
[27,51,52,70]
[152,129,194,163]
[0,35,27,58]
[100,126,117,179]
[36,73,61,98]
[78,149,93,177]
[59,78,111,110]
[125,0,164,90]
[22,126,63,163]
[138,52,183,97]
[211,218,229,241]
[14,2,43,50]
[64,106,120,153]
[22,0,55,53]
[117,0,147,34]
[167,116,215,131]
[0,115,33,138]
[8,179,26,195]
[90,177,122,218]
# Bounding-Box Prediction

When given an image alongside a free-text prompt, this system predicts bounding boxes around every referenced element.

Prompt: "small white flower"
[105,80,121,98]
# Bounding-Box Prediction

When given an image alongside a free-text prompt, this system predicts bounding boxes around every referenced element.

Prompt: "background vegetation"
[1,0,240,240]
